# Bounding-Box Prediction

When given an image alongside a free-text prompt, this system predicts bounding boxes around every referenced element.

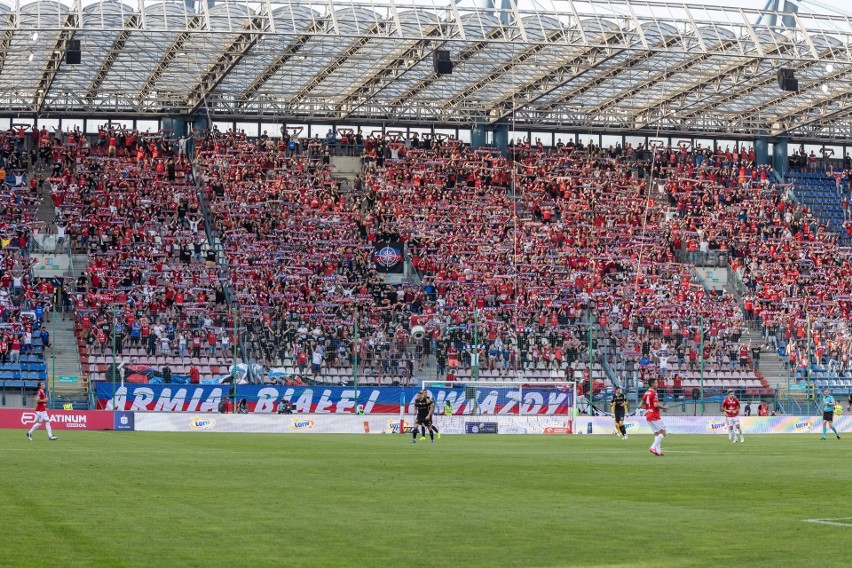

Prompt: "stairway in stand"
[45,314,88,406]
[31,161,88,406]
[741,325,789,390]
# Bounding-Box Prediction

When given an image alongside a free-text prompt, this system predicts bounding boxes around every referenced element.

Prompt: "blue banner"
[95,384,573,415]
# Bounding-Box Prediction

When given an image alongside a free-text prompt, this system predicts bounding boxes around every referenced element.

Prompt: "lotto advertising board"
[577,415,852,435]
[133,413,574,435]
[95,384,574,415]
[135,413,376,434]
[0,409,114,431]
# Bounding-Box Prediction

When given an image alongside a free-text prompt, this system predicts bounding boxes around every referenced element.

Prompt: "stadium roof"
[7,0,852,140]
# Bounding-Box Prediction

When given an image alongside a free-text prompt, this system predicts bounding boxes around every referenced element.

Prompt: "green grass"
[1,430,848,568]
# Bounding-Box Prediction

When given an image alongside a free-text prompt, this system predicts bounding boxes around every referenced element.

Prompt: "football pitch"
[1,430,848,568]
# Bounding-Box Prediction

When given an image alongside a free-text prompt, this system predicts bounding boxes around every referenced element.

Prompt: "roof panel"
[0,0,847,138]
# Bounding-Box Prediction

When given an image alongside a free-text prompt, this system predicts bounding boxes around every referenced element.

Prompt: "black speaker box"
[433,50,453,75]
[777,68,797,92]
[66,39,81,65]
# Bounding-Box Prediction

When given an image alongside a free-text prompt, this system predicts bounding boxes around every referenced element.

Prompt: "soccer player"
[721,390,744,443]
[641,377,668,456]
[422,395,441,440]
[611,386,629,440]
[26,381,57,441]
[820,388,840,440]
[411,390,436,444]
[427,421,441,440]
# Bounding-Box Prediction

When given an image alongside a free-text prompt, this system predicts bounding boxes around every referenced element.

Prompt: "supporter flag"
[372,240,404,273]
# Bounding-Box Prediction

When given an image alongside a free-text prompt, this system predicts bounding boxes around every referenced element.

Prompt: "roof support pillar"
[754,134,770,167]
[773,137,788,177]
[471,119,487,150]
[493,120,509,157]
[161,116,187,138]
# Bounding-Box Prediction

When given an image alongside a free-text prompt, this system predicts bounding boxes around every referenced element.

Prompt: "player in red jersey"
[641,377,668,456]
[26,381,57,441]
[721,390,744,443]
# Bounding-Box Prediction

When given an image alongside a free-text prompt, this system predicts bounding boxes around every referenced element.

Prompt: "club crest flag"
[372,241,404,273]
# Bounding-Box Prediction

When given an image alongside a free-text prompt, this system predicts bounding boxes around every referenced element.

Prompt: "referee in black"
[411,390,435,444]
[611,386,629,440]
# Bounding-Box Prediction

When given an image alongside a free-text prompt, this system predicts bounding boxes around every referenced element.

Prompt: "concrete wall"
[332,156,361,178]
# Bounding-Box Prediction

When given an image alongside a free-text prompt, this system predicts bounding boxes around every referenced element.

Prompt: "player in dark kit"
[411,390,436,444]
[611,386,629,440]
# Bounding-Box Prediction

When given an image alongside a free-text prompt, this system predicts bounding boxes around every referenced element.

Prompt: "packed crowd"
[654,142,852,381]
[0,126,57,383]
[187,131,770,389]
[47,124,234,382]
[195,130,409,382]
[365,138,767,388]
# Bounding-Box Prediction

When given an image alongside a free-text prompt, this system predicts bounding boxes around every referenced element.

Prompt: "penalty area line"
[803,518,852,527]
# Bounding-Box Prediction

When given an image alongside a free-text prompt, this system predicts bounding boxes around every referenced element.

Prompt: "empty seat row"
[0,371,47,380]
[84,355,233,367]
[0,379,41,388]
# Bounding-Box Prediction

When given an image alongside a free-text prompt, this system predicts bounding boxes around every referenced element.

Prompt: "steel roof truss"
[287,21,387,106]
[136,16,203,109]
[337,24,446,120]
[33,14,80,114]
[235,21,325,108]
[186,17,267,114]
[444,28,566,111]
[487,33,625,123]
[389,26,505,107]
[0,13,17,76]
[85,15,142,105]
[630,41,793,124]
[536,44,674,114]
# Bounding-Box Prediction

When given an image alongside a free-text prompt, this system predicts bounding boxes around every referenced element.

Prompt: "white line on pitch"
[803,518,852,527]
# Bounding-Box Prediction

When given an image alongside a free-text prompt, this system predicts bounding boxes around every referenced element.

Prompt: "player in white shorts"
[26,381,57,441]
[641,378,669,456]
[721,390,744,443]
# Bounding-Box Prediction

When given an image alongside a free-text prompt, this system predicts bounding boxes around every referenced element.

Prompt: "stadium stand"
[41,121,852,402]
[0,128,52,396]
[186,131,768,396]
[787,170,849,245]
[48,125,235,385]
